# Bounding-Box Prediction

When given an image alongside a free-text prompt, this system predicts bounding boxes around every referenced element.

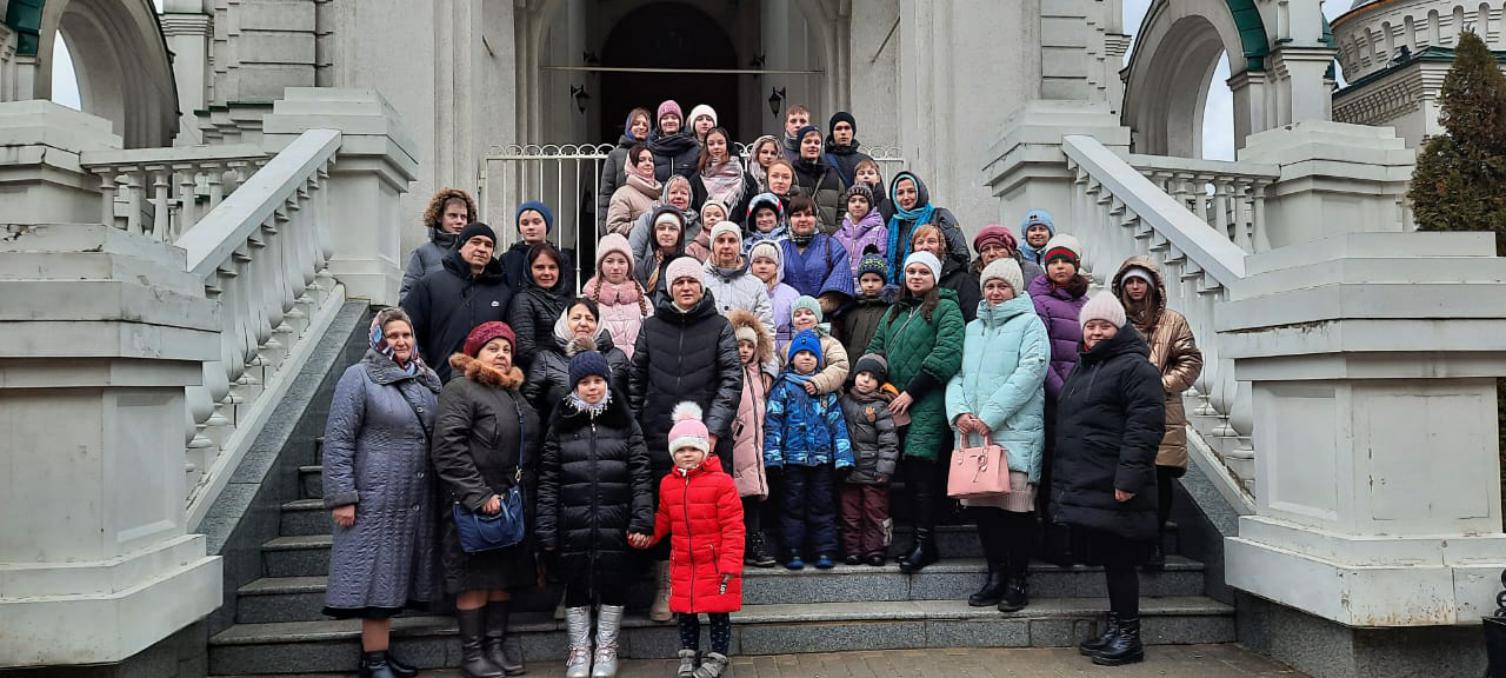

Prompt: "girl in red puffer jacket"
[631,402,745,678]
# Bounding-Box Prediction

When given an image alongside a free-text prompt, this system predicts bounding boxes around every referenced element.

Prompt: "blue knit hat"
[516,201,554,233]
[568,350,611,388]
[788,329,823,364]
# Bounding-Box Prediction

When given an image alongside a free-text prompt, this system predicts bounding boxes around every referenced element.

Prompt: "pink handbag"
[947,433,1011,499]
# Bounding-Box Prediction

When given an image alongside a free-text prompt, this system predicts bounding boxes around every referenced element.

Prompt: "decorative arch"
[1122,0,1270,157]
[25,0,177,147]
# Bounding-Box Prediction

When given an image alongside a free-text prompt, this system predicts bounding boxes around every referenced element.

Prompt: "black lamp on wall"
[768,87,786,118]
[571,85,590,115]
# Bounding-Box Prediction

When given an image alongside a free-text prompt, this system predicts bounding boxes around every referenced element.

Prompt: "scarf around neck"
[566,388,612,419]
[700,155,745,208]
[886,201,937,285]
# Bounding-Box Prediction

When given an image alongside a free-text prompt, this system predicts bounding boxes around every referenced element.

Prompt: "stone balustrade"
[1127,153,1279,254]
[80,144,269,242]
[1063,134,1258,507]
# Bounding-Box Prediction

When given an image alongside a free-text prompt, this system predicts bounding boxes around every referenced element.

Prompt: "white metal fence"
[478,142,907,290]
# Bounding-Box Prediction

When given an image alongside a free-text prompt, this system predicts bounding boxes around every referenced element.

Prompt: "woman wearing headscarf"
[597,108,652,232]
[790,125,845,231]
[433,322,541,678]
[883,171,970,284]
[648,100,700,181]
[605,143,661,236]
[322,308,442,678]
[522,297,632,427]
[634,205,688,304]
[744,134,783,198]
[629,175,706,264]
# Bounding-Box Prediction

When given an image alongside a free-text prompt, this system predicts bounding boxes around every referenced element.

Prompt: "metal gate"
[477,143,908,291]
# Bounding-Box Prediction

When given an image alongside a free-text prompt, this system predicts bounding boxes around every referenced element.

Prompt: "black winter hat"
[853,353,889,384]
[568,350,611,388]
[457,222,496,247]
[828,111,857,136]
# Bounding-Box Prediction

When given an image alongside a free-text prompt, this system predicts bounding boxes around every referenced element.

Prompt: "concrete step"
[298,466,321,500]
[209,596,1234,674]
[235,556,1206,624]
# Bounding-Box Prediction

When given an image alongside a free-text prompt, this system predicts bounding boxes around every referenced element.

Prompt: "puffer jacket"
[1028,274,1089,401]
[728,310,774,498]
[649,454,745,614]
[780,328,850,396]
[401,250,513,383]
[840,389,900,484]
[863,288,966,461]
[596,132,639,231]
[703,257,775,332]
[763,373,855,469]
[521,320,631,426]
[629,293,744,476]
[584,276,653,360]
[501,240,577,293]
[836,286,898,362]
[780,234,855,303]
[432,354,541,514]
[945,293,1050,483]
[1111,257,1203,472]
[1051,323,1166,541]
[606,174,661,236]
[649,129,700,182]
[792,157,845,231]
[401,227,457,301]
[834,209,887,282]
[536,391,655,586]
[507,270,572,370]
[938,256,983,324]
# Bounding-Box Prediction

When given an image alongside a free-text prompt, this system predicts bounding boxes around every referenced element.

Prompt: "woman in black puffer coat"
[508,243,573,370]
[522,298,631,426]
[1052,292,1165,668]
[537,351,654,676]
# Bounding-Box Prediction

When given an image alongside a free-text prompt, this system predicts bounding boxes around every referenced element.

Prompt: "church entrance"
[598,2,741,143]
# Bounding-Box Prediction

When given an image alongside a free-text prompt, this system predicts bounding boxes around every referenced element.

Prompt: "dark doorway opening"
[599,2,739,144]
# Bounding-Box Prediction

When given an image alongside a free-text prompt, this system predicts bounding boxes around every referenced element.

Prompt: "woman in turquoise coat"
[865,251,964,573]
[946,258,1049,613]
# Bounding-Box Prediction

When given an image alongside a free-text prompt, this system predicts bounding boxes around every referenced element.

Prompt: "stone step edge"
[211,597,1231,646]
[240,555,1203,598]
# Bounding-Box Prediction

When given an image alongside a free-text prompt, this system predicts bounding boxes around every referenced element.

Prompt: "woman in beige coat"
[1111,256,1203,569]
[606,144,661,236]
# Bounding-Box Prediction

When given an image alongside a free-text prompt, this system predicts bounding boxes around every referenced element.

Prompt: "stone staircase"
[207,440,1235,675]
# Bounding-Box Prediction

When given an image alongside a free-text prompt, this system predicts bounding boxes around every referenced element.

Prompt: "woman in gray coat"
[322,307,443,678]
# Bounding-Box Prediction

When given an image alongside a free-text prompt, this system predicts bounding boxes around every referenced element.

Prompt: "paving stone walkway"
[401,643,1304,677]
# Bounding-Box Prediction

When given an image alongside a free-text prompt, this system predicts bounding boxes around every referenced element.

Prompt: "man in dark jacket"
[402,222,513,382]
[629,256,743,477]
[500,201,577,293]
[823,111,873,189]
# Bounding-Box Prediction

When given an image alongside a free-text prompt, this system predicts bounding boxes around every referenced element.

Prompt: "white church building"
[2,0,1505,676]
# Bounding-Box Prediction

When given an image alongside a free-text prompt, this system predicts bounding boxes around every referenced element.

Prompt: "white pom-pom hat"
[667,401,710,454]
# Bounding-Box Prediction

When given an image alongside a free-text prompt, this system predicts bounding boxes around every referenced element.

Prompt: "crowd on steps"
[321,100,1205,678]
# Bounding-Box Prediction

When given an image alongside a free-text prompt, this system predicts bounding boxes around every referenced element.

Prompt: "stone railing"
[1127,154,1279,254]
[167,129,346,526]
[80,144,269,242]
[1063,135,1256,509]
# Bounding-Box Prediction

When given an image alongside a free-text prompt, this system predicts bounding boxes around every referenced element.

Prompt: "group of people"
[322,100,1205,678]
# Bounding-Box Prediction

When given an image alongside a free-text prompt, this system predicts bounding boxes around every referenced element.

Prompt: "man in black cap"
[823,111,874,189]
[401,222,514,381]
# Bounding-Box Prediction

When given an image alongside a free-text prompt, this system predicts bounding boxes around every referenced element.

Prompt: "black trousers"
[973,507,1037,579]
[780,465,837,556]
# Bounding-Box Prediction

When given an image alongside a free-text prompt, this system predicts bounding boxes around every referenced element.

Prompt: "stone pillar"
[1218,231,1506,630]
[1239,121,1416,248]
[982,100,1129,232]
[0,100,121,225]
[0,104,223,667]
[160,0,213,147]
[1268,45,1338,126]
[262,88,417,306]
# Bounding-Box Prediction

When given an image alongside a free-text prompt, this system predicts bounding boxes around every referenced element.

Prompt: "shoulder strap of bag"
[510,393,527,485]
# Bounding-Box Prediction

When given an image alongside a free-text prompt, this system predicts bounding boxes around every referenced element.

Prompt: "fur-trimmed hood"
[726,307,774,366]
[448,353,525,389]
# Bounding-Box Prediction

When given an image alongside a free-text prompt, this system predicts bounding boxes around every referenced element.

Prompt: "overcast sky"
[54,1,1350,159]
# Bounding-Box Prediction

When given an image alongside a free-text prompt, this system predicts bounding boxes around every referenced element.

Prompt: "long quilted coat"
[536,392,656,589]
[322,349,442,612]
[629,293,744,476]
[1028,274,1088,400]
[864,288,965,461]
[1111,257,1203,472]
[650,455,746,614]
[1051,323,1166,541]
[944,294,1050,483]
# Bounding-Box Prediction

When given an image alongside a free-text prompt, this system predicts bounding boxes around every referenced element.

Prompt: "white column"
[261,88,418,306]
[1218,231,1506,627]
[160,0,213,146]
[0,104,223,667]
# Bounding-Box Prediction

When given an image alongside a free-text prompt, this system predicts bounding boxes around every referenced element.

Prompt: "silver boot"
[693,651,729,678]
[564,606,593,678]
[590,604,624,677]
[650,561,673,622]
[675,649,698,678]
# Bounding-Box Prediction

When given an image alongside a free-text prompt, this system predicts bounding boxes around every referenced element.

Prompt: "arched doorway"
[598,2,739,143]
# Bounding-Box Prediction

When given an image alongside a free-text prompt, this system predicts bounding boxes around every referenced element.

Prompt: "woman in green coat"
[865,251,964,573]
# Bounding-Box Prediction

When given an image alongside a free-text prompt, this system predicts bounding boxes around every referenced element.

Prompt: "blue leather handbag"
[450,396,529,554]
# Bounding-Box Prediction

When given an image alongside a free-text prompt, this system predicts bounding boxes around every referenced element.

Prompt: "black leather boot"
[1078,613,1118,656]
[358,651,399,678]
[1091,616,1144,666]
[383,650,418,678]
[745,531,777,568]
[457,608,505,678]
[968,565,1005,607]
[898,528,939,574]
[484,602,526,675]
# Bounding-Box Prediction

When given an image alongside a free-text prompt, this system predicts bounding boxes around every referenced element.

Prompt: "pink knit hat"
[657,100,683,122]
[665,256,704,287]
[667,402,710,454]
[595,232,635,273]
